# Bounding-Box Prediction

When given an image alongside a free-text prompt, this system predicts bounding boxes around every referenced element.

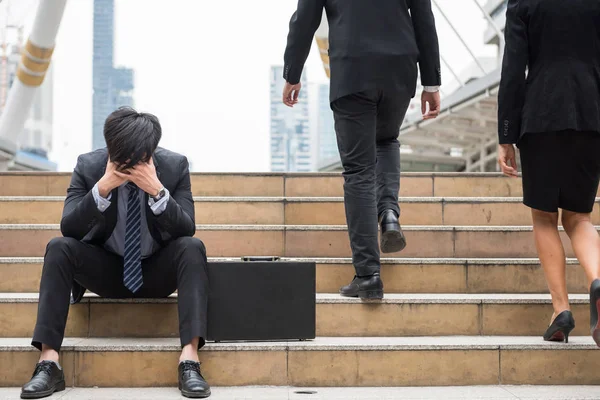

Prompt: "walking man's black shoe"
[340,273,384,300]
[379,210,406,253]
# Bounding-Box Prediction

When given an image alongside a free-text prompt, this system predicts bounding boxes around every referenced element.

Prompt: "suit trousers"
[32,236,209,352]
[331,89,411,276]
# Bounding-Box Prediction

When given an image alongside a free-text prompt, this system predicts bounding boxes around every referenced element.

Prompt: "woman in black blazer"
[498,0,600,346]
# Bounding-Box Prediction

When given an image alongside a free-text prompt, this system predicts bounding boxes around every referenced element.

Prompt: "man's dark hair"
[104,107,162,170]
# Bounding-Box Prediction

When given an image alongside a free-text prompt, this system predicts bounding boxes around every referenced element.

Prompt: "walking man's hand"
[422,90,441,120]
[283,82,302,108]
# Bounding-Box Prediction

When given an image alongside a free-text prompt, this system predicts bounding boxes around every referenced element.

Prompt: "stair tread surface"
[1,336,598,351]
[0,292,591,304]
[2,386,600,400]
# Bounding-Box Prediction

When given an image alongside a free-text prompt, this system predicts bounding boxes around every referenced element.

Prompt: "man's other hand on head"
[115,158,163,197]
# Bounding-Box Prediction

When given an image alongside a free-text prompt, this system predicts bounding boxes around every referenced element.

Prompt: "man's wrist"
[151,182,164,198]
[97,179,111,198]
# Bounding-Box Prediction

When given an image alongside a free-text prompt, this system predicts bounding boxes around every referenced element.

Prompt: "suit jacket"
[61,147,195,303]
[498,0,600,144]
[284,0,442,102]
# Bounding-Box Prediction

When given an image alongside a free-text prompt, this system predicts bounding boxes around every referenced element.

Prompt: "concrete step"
[1,337,599,387]
[0,257,589,294]
[0,173,527,197]
[2,386,600,400]
[0,224,579,258]
[3,196,600,226]
[0,293,593,338]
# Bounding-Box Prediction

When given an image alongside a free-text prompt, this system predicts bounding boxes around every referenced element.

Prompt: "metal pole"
[470,0,506,62]
[432,0,487,74]
[441,55,465,87]
[0,0,67,151]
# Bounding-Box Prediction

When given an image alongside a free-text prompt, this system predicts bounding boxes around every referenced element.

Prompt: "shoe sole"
[358,289,384,300]
[180,389,212,398]
[593,298,600,348]
[544,331,565,342]
[21,380,65,399]
[380,229,406,254]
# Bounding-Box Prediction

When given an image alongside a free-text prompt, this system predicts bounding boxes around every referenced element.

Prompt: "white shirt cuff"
[92,183,112,213]
[423,86,440,93]
[148,188,170,216]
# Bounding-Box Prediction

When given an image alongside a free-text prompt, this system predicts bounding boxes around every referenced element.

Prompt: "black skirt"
[518,130,600,213]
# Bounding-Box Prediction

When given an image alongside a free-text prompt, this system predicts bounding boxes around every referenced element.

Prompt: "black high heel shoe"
[543,310,575,343]
[590,279,600,347]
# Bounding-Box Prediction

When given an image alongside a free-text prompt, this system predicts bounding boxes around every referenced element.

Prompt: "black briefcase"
[206,259,316,342]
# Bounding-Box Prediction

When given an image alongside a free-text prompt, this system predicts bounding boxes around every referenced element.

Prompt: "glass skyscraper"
[270,66,312,172]
[93,0,135,150]
[317,84,338,167]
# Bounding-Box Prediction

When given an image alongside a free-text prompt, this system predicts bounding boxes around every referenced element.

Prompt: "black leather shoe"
[178,361,211,398]
[339,273,384,300]
[379,210,406,253]
[21,361,65,399]
[590,279,600,347]
[543,310,575,343]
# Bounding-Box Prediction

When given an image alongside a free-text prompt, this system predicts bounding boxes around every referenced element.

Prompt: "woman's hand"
[498,144,519,178]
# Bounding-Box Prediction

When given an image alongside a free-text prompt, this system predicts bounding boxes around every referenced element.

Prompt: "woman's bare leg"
[561,210,600,288]
[532,209,569,320]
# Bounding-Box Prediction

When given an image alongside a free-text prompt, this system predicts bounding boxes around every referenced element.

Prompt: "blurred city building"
[270,66,313,172]
[93,0,135,150]
[316,83,338,168]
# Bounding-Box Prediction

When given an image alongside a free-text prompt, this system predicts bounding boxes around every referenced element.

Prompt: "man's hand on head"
[115,157,163,197]
[97,158,128,198]
[282,82,302,107]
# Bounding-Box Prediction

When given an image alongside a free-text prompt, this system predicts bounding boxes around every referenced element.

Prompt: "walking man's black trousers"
[331,89,411,276]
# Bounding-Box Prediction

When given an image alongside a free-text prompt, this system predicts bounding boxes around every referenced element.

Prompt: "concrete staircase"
[0,172,599,390]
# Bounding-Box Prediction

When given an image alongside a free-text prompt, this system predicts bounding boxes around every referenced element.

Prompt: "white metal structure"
[0,0,509,172]
[0,0,66,171]
[318,0,509,172]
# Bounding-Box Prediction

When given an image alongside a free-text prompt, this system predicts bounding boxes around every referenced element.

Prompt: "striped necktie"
[123,182,143,293]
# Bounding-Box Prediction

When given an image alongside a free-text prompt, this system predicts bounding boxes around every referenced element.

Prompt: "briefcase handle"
[241,256,281,262]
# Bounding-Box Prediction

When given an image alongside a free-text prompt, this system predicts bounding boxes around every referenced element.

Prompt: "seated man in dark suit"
[21,107,211,399]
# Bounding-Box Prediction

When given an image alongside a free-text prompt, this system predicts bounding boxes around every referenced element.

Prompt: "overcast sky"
[2,0,497,172]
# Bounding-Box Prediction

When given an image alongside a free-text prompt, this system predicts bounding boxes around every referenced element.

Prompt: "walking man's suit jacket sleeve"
[283,0,326,84]
[498,0,529,144]
[410,0,442,87]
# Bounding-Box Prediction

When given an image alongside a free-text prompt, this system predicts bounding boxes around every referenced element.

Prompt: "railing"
[399,0,507,172]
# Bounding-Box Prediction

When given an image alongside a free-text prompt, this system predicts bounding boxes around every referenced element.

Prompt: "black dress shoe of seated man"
[179,361,211,398]
[340,273,384,300]
[380,209,407,253]
[21,360,65,399]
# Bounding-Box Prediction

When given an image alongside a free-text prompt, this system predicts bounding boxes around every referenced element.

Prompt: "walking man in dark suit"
[21,107,211,399]
[282,0,442,299]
